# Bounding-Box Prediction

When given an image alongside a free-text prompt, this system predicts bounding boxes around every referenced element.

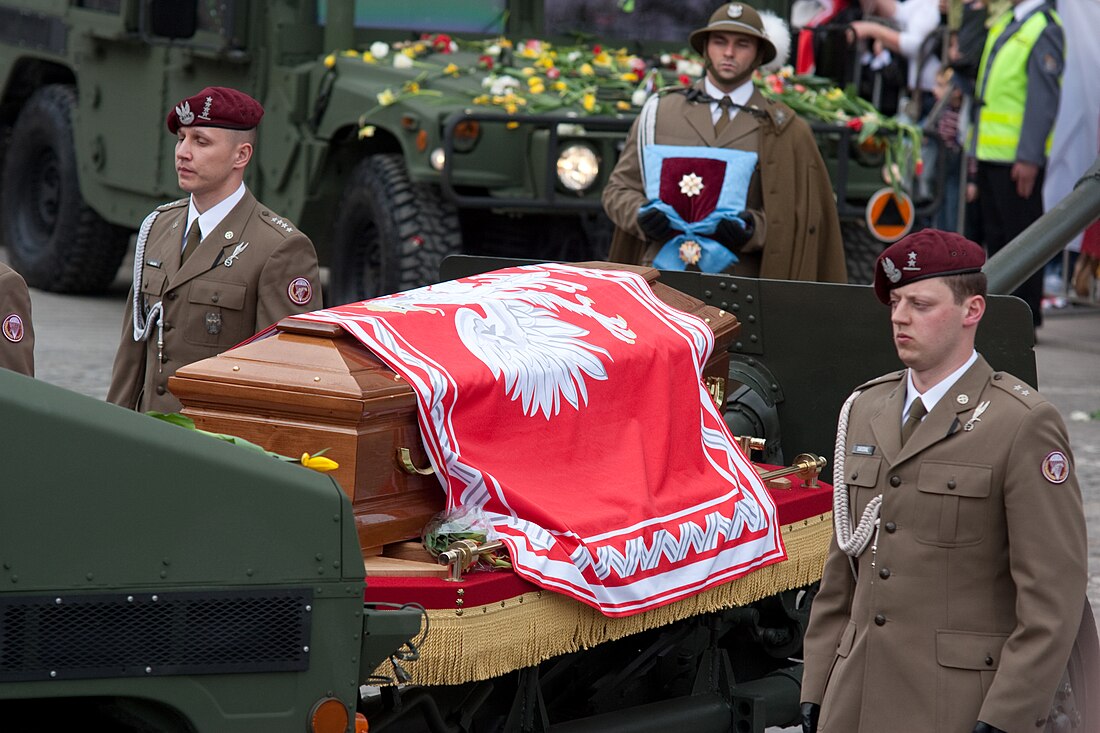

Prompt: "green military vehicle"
[0,0,919,306]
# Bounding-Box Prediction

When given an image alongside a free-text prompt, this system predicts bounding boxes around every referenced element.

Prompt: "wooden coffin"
[168,263,740,560]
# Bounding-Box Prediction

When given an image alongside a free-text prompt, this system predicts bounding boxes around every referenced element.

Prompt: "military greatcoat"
[802,356,1087,733]
[602,82,847,282]
[0,261,34,376]
[108,190,320,413]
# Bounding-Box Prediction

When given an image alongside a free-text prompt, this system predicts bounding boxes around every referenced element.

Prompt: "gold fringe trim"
[379,512,832,686]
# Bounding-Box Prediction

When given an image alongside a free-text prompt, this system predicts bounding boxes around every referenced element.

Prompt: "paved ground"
[6,249,1100,730]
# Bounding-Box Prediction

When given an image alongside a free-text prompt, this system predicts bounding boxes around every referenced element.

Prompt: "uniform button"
[890,475,901,487]
[947,480,957,490]
[156,386,166,395]
[884,522,897,533]
[878,568,890,579]
[167,292,177,301]
[984,655,994,666]
[851,472,858,481]
[874,614,886,626]
[211,294,219,303]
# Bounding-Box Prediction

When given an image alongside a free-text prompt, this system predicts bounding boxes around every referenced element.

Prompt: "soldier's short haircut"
[944,271,987,303]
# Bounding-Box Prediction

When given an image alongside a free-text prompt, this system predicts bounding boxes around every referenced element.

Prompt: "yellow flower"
[553,81,568,92]
[301,452,339,473]
[473,94,490,105]
[520,47,539,58]
[505,101,518,114]
[498,38,513,49]
[342,49,359,57]
[529,82,546,94]
[579,63,594,76]
[358,125,376,139]
[620,72,638,82]
[521,66,536,76]
[582,92,596,112]
[826,88,845,101]
[404,81,421,94]
[377,89,397,106]
[616,100,630,111]
[443,62,460,76]
[593,51,611,66]
[536,56,554,69]
[506,121,519,129]
[361,51,376,63]
[324,53,336,68]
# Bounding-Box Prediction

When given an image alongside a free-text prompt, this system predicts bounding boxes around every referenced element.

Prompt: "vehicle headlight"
[556,144,600,192]
[430,147,446,171]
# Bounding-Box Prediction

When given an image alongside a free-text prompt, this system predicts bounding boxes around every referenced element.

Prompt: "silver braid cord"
[131,209,163,342]
[637,94,659,185]
[833,389,883,560]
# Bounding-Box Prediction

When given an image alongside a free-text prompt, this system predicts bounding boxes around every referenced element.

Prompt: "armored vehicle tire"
[841,220,885,286]
[1,85,129,294]
[329,154,461,305]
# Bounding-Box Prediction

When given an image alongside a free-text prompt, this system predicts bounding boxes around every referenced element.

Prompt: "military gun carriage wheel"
[0,84,129,293]
[840,220,883,285]
[329,153,461,305]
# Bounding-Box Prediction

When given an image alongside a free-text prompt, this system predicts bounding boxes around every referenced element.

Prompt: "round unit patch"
[1041,450,1070,484]
[2,313,24,343]
[288,277,313,305]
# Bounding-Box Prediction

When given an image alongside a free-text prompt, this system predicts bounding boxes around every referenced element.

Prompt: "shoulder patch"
[1041,450,1070,484]
[259,209,297,237]
[156,198,188,211]
[2,313,24,343]
[856,370,905,391]
[989,372,1044,408]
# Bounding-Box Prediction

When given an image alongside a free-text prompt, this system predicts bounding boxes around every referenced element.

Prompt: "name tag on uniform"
[852,444,876,455]
[147,260,163,268]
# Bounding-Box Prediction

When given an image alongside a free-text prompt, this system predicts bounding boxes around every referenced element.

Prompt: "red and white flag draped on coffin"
[288,264,785,616]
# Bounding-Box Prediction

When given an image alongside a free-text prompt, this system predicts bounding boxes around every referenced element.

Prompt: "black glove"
[800,702,820,733]
[711,211,755,250]
[972,723,1006,733]
[636,208,678,243]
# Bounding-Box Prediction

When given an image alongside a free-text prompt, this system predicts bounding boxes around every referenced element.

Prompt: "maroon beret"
[166,86,263,134]
[873,228,986,304]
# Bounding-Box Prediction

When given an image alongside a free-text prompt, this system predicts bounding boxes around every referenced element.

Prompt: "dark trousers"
[977,161,1046,327]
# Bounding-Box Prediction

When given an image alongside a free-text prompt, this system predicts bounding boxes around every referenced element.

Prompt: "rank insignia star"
[679,172,705,198]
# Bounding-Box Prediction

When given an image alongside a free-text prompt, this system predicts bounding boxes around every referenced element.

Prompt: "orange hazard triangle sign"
[865,187,915,242]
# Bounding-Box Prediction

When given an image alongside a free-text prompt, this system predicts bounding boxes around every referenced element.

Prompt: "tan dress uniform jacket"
[108,190,320,413]
[802,357,1087,733]
[0,262,34,376]
[603,83,847,283]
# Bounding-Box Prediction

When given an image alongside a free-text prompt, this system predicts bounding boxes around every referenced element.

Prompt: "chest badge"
[963,400,990,431]
[852,444,876,455]
[956,394,969,405]
[205,311,223,335]
[223,241,250,267]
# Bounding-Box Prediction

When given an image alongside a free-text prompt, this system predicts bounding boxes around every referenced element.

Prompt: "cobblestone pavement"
[6,250,1099,730]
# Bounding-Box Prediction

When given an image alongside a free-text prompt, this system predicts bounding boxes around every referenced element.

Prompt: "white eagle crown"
[175,100,195,126]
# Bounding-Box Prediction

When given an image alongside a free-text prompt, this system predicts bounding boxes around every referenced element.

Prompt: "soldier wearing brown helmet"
[602,2,846,282]
[800,229,1090,733]
[0,260,34,376]
[108,86,321,414]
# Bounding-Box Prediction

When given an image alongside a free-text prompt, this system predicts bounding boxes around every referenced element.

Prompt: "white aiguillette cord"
[833,389,884,577]
[130,210,166,370]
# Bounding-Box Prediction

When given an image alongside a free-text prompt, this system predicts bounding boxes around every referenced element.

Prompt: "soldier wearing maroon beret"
[801,230,1092,733]
[108,86,321,413]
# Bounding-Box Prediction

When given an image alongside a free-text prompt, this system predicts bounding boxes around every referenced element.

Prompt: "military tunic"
[108,190,320,413]
[802,356,1087,732]
[602,83,847,283]
[0,262,34,376]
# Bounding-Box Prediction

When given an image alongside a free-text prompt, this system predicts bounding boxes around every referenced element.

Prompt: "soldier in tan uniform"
[602,2,846,282]
[108,86,320,413]
[0,261,34,376]
[800,230,1090,733]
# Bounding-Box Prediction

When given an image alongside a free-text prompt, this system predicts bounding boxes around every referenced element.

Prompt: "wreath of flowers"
[325,31,921,185]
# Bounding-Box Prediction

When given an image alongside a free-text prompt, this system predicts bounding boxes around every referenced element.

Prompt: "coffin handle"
[396,447,435,475]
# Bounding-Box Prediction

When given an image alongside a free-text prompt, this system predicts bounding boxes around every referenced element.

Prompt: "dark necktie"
[714,96,733,137]
[901,398,927,445]
[182,220,201,264]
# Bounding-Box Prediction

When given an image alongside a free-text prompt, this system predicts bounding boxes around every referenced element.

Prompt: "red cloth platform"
[365,473,832,611]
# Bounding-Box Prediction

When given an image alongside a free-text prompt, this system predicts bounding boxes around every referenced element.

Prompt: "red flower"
[478,54,494,70]
[678,74,692,86]
[847,117,863,132]
[432,34,454,53]
[915,159,925,176]
[546,67,561,80]
[593,44,602,54]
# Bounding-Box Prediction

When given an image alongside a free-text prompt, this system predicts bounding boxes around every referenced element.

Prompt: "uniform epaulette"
[258,208,297,237]
[989,372,1044,408]
[855,370,905,391]
[156,198,188,211]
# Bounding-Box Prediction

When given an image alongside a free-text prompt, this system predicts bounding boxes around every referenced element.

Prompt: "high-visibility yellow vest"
[975,8,1061,162]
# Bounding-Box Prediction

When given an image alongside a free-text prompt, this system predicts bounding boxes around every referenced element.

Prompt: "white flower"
[631,88,649,107]
[489,75,521,96]
[370,42,389,59]
[393,53,414,69]
[567,50,582,63]
[660,53,672,65]
[679,172,705,197]
[487,43,502,57]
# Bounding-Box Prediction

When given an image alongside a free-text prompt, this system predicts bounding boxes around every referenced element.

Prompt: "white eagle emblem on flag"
[175,100,195,126]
